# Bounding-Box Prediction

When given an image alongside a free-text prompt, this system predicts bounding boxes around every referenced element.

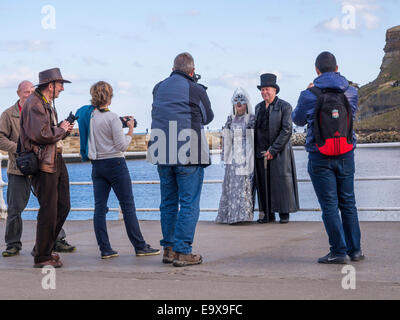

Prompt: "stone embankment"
[291,132,400,146]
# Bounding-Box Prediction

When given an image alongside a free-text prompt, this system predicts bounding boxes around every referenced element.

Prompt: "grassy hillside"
[355,107,400,131]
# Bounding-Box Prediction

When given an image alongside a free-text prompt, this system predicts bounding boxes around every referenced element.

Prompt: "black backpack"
[309,87,354,156]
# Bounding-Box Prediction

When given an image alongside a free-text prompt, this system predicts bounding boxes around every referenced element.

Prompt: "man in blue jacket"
[148,52,214,267]
[292,52,364,264]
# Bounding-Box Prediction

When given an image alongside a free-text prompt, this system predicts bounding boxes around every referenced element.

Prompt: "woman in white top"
[85,81,159,259]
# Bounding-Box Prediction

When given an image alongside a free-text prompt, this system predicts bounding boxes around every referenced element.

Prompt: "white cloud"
[82,56,108,66]
[361,11,380,29]
[208,71,284,90]
[146,15,166,30]
[116,81,148,96]
[210,41,228,54]
[0,40,52,52]
[316,17,342,32]
[0,67,36,89]
[315,0,381,34]
[181,10,200,17]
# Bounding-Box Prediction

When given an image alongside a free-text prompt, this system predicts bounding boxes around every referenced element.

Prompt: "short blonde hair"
[90,81,113,107]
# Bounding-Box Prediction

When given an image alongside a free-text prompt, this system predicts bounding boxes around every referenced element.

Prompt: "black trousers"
[5,174,68,250]
[32,154,70,263]
[255,158,274,220]
[5,174,31,249]
[255,158,289,220]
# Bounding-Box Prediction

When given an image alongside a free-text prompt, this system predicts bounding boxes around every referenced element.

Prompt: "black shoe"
[279,213,289,224]
[318,252,347,264]
[101,250,119,259]
[257,214,275,224]
[54,238,76,253]
[136,244,160,257]
[2,246,20,257]
[349,251,365,262]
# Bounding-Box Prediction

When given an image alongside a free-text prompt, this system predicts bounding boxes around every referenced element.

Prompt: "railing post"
[0,154,8,220]
[118,206,123,220]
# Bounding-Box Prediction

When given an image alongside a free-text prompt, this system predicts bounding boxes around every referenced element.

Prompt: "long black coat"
[254,98,299,213]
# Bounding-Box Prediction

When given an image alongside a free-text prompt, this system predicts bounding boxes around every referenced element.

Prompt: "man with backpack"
[292,52,364,264]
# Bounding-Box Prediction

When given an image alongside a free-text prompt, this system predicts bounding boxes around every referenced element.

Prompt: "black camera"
[66,112,79,124]
[120,116,137,128]
[193,73,201,83]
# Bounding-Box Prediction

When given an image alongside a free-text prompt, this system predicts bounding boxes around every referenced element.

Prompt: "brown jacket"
[0,102,23,175]
[20,91,67,173]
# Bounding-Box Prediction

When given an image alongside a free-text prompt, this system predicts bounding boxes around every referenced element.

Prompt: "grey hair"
[173,52,194,75]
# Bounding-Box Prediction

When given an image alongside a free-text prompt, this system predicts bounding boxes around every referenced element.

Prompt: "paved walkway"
[0,220,399,300]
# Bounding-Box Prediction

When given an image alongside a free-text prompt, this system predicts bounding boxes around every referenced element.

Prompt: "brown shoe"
[51,252,60,262]
[162,246,175,264]
[173,252,202,267]
[34,258,63,268]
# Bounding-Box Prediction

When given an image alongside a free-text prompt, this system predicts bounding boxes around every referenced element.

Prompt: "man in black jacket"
[254,73,299,224]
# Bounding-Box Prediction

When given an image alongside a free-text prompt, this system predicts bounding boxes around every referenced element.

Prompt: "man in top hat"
[20,68,75,268]
[254,73,299,224]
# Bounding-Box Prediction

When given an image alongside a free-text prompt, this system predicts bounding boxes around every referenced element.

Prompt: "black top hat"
[36,68,71,87]
[257,73,280,94]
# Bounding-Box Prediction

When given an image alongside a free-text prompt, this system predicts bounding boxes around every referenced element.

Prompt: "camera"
[193,73,201,83]
[66,111,79,124]
[120,116,137,128]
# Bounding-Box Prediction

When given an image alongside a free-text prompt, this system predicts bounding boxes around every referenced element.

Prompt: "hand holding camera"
[120,116,137,128]
[60,120,74,134]
[61,111,78,135]
[119,116,136,137]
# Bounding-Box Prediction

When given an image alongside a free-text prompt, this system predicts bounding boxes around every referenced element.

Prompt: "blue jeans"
[92,158,146,253]
[157,165,204,254]
[308,156,361,256]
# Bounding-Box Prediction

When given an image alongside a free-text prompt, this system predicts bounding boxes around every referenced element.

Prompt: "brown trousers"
[32,154,70,263]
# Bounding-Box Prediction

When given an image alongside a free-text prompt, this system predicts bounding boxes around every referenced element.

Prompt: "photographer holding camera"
[76,81,159,259]
[20,68,76,268]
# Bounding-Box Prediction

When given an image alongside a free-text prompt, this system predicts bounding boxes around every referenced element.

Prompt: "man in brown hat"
[20,68,75,268]
[0,80,75,258]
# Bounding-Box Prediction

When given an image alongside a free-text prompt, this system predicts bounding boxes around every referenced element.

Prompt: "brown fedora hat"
[35,68,71,87]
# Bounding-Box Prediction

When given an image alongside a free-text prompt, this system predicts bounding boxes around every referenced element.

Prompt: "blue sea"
[1,146,400,222]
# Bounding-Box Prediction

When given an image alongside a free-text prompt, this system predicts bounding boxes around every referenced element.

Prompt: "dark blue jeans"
[157,165,204,254]
[308,156,361,256]
[92,158,146,253]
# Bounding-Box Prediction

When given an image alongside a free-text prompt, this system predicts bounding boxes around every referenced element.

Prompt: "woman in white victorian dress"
[216,88,256,224]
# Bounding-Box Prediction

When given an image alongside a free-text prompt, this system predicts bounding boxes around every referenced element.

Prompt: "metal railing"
[1,145,400,220]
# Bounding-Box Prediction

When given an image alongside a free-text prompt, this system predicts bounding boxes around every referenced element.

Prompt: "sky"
[0,0,399,132]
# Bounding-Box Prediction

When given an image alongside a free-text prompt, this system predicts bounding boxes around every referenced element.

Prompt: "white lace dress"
[216,114,256,224]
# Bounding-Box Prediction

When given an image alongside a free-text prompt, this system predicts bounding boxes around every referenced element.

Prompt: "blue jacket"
[147,71,214,166]
[292,72,358,155]
[76,105,94,161]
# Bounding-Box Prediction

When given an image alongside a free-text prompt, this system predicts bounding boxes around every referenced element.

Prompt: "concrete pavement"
[0,220,399,300]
